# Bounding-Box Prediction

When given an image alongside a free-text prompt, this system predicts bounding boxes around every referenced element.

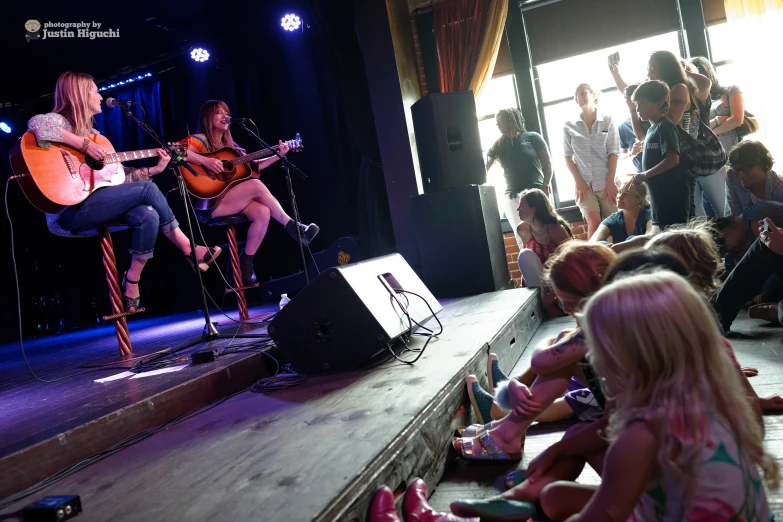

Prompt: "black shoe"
[285,220,320,246]
[239,251,257,287]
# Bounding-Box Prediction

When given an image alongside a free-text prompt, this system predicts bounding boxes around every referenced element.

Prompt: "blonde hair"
[543,241,616,299]
[645,221,720,295]
[617,180,650,209]
[583,271,779,495]
[198,100,241,152]
[53,72,96,137]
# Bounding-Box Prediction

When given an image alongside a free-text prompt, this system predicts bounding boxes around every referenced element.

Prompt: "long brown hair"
[52,72,96,137]
[198,100,241,152]
[521,188,573,238]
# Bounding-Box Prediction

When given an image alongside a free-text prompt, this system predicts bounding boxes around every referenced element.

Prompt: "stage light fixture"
[281,14,301,31]
[0,122,11,134]
[191,48,210,62]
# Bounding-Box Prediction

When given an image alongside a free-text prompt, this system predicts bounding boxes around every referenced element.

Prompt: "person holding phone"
[711,200,783,332]
[563,83,620,238]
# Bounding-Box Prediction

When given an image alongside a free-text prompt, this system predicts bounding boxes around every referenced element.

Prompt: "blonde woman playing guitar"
[179,100,319,287]
[23,72,221,312]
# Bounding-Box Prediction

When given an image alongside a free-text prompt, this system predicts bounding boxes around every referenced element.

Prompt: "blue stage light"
[281,14,301,31]
[98,72,153,92]
[0,122,11,134]
[190,48,210,62]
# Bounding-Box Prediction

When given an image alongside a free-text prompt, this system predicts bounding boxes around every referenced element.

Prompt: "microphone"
[105,98,135,108]
[224,116,250,124]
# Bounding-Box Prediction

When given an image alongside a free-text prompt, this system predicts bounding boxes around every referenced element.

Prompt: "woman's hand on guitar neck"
[149,149,171,176]
[278,140,290,156]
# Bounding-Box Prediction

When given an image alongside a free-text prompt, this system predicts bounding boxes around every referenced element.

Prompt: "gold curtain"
[469,0,509,100]
[724,0,783,17]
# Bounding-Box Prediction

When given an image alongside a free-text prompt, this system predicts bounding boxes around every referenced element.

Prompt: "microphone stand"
[237,122,311,286]
[119,105,219,340]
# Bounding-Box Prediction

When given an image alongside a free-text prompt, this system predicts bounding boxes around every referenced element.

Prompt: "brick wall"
[504,219,589,285]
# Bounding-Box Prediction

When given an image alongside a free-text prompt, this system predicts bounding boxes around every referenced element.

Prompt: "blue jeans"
[711,237,783,330]
[691,167,729,218]
[57,182,179,260]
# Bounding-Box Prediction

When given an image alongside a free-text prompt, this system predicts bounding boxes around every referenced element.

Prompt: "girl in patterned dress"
[540,270,778,521]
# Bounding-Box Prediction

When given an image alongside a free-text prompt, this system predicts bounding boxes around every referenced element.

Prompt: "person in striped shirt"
[563,83,620,238]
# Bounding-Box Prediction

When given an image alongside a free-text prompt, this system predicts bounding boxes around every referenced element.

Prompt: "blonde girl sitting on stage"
[539,270,778,521]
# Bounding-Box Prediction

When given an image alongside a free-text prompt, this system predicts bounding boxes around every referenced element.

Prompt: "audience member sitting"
[725,140,783,216]
[712,215,783,334]
[717,201,783,256]
[538,271,778,521]
[515,188,573,288]
[645,221,721,296]
[589,182,654,253]
[451,243,615,462]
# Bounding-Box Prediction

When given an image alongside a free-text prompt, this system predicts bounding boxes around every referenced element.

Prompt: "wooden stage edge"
[1,289,542,521]
[318,291,542,522]
[0,349,268,501]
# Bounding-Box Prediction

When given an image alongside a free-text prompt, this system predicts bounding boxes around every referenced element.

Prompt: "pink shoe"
[403,478,479,522]
[369,486,402,522]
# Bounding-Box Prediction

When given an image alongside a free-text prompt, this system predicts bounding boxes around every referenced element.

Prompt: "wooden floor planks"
[0,289,540,521]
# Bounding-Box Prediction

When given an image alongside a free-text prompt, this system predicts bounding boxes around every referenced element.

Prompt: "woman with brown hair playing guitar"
[25,72,221,312]
[179,100,319,287]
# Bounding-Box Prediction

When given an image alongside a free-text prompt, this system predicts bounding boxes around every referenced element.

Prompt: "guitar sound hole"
[84,157,105,170]
[220,161,233,172]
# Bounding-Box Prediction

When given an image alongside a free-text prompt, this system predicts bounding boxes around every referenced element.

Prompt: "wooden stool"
[203,215,258,321]
[48,222,144,356]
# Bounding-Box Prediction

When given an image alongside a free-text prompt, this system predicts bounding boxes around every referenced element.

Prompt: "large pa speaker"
[411,91,486,193]
[412,184,510,297]
[268,254,442,374]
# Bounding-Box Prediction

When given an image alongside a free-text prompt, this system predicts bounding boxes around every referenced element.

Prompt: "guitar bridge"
[61,149,78,178]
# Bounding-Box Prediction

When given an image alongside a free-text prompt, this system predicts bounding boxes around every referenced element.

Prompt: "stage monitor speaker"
[268,254,442,374]
[412,184,510,297]
[411,91,486,193]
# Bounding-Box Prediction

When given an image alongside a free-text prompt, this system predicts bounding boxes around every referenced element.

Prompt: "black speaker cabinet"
[412,184,510,297]
[411,91,486,193]
[268,254,442,374]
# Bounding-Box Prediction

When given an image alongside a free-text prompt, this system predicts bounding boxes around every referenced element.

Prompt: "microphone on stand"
[224,116,250,124]
[105,98,135,108]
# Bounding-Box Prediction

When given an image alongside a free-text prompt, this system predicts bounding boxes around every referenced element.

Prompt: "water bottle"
[279,293,290,310]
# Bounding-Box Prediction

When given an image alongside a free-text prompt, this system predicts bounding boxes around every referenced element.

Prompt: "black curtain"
[0,0,395,342]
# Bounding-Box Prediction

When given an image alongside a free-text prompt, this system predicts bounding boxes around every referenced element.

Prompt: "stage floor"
[0,304,279,500]
[0,288,541,521]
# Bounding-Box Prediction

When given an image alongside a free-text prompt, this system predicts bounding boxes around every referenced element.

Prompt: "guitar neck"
[230,146,284,166]
[104,148,164,164]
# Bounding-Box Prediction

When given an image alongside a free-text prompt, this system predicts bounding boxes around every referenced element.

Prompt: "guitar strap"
[189,134,210,152]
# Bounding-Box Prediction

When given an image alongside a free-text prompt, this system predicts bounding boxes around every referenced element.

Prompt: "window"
[707,20,781,170]
[535,31,682,205]
[475,74,520,220]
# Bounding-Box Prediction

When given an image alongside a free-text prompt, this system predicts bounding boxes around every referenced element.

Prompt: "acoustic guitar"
[182,135,303,210]
[9,132,185,214]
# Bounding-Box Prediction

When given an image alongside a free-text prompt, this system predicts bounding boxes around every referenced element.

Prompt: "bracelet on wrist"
[81,137,90,153]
